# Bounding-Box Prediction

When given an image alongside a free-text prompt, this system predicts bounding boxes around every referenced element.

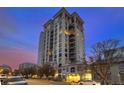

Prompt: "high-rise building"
[38,32,45,65]
[38,8,85,76]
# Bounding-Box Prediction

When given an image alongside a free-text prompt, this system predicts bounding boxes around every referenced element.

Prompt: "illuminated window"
[82,70,92,80]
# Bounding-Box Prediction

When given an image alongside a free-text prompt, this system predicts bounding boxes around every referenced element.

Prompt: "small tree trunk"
[102,78,108,85]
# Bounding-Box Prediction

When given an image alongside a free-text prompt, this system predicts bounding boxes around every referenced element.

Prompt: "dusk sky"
[0,7,124,70]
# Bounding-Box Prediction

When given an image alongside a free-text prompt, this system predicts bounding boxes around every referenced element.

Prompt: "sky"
[0,7,124,70]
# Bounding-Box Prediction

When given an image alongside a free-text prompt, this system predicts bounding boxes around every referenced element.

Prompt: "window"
[65,37,68,41]
[72,18,74,23]
[119,63,124,69]
[65,54,67,57]
[59,34,62,42]
[59,47,62,51]
[54,58,56,61]
[8,77,24,82]
[65,22,68,29]
[70,67,75,73]
[63,68,65,71]
[65,49,67,52]
[59,53,62,57]
[58,69,61,73]
[54,55,56,58]
[66,67,68,72]
[77,66,82,71]
[59,57,62,61]
[55,24,57,28]
[58,64,62,67]
[83,73,92,81]
[55,27,57,33]
[120,72,124,81]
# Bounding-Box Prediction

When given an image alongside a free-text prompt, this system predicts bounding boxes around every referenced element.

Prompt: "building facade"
[19,63,36,70]
[38,32,45,65]
[38,8,85,77]
[92,47,124,84]
[109,47,124,84]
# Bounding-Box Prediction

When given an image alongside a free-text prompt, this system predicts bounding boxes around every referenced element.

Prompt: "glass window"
[70,67,75,73]
[120,72,124,81]
[66,67,68,72]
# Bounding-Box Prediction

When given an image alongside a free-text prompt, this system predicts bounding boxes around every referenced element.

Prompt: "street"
[26,79,70,85]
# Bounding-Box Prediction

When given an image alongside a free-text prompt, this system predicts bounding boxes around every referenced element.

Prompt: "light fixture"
[64,30,71,36]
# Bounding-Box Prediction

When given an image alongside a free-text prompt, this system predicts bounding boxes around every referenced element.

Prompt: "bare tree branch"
[89,39,121,84]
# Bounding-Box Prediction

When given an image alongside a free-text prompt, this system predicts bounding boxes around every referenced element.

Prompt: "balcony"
[69,54,76,58]
[69,58,76,62]
[69,40,75,43]
[69,49,75,52]
[69,24,75,30]
[69,44,76,49]
[69,52,76,55]
[69,42,75,45]
[69,37,75,40]
[69,46,75,49]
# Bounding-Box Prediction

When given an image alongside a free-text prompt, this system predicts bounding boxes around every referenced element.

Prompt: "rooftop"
[44,8,84,27]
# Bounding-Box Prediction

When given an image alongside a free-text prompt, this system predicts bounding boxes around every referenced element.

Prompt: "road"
[26,79,70,85]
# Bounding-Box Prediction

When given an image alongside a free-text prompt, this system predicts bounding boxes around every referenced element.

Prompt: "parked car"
[0,76,8,85]
[78,80,101,85]
[6,76,27,85]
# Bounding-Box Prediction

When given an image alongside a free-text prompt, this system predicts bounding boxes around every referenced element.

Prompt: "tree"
[89,39,122,84]
[20,68,30,78]
[30,66,37,77]
[13,69,20,76]
[37,66,44,79]
[2,69,9,74]
[42,63,56,78]
[19,63,37,79]
[0,64,12,75]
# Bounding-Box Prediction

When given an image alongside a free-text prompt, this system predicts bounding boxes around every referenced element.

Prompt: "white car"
[0,76,8,85]
[0,79,6,85]
[7,76,27,85]
[78,80,101,85]
[0,80,2,85]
